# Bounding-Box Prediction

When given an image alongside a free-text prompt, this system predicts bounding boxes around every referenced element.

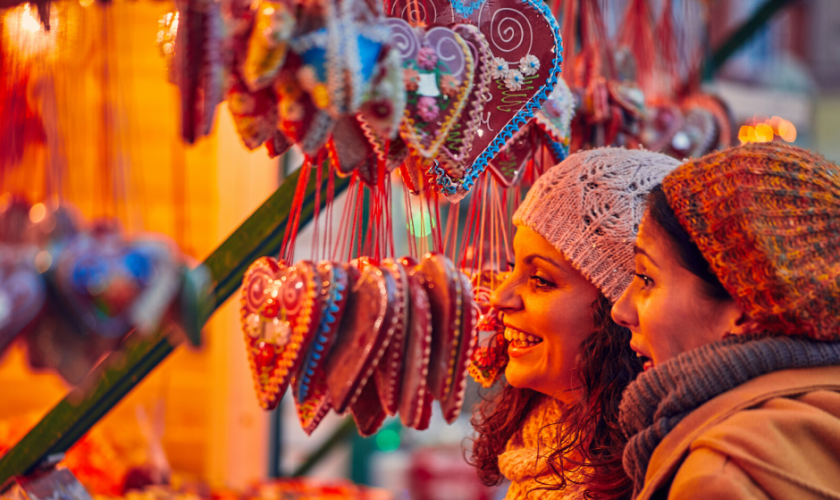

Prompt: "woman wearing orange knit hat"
[612,142,840,499]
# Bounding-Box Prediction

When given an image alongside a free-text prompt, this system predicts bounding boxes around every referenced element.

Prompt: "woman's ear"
[726,309,760,336]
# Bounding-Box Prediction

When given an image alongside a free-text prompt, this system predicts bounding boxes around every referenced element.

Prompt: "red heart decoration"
[387,18,476,159]
[438,24,493,179]
[417,253,462,401]
[294,262,349,403]
[388,0,562,199]
[325,265,395,414]
[439,271,477,423]
[397,257,434,429]
[350,378,387,437]
[374,259,409,416]
[240,258,322,410]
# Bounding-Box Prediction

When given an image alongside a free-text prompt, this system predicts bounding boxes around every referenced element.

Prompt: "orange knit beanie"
[662,142,840,340]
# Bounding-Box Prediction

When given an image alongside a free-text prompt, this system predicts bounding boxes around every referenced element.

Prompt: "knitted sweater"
[498,396,587,499]
[619,334,840,498]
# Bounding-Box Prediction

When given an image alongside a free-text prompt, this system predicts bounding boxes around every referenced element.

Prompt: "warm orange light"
[79,0,95,8]
[2,3,59,59]
[778,120,797,143]
[29,203,46,224]
[755,123,774,142]
[739,125,756,144]
[19,3,41,32]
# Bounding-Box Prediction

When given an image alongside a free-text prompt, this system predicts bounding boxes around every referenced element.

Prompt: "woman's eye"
[507,260,515,271]
[530,275,555,288]
[635,273,653,287]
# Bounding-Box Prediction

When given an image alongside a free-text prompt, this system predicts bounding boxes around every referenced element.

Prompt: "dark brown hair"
[645,185,730,301]
[469,295,641,500]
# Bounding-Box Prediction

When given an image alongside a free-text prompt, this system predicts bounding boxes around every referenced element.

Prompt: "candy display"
[240,253,476,436]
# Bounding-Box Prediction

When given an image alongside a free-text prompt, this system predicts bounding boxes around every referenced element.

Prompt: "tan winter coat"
[635,365,840,500]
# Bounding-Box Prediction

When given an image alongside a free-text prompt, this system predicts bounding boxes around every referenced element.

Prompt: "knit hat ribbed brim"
[663,142,840,340]
[514,148,681,302]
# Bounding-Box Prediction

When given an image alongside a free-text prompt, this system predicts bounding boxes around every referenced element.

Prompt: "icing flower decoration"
[416,47,438,70]
[296,65,319,92]
[404,68,421,92]
[519,54,540,76]
[439,74,459,98]
[417,96,439,122]
[504,70,525,91]
[490,57,509,79]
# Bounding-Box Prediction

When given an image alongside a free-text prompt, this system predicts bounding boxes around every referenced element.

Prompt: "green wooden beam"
[0,163,350,488]
[702,0,798,81]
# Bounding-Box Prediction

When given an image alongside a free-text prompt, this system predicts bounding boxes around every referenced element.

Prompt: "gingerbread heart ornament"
[325,265,395,414]
[387,19,476,160]
[240,258,322,410]
[389,0,562,199]
[437,25,492,180]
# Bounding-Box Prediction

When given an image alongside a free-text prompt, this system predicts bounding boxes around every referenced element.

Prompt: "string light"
[738,116,797,145]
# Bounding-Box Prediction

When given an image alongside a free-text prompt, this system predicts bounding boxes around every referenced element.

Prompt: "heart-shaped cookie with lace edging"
[439,271,477,423]
[417,253,462,402]
[437,24,492,180]
[487,123,534,188]
[293,372,332,435]
[240,257,322,410]
[350,377,387,437]
[324,264,395,414]
[294,262,349,403]
[389,0,562,201]
[397,256,434,429]
[387,18,476,160]
[373,259,409,416]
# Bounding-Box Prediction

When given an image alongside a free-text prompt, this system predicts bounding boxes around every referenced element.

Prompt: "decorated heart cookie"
[533,75,574,162]
[438,24,492,180]
[417,253,462,401]
[227,73,279,150]
[387,18,476,160]
[241,0,295,91]
[325,265,394,414]
[397,257,433,429]
[240,258,322,410]
[350,378,386,437]
[389,0,562,199]
[293,373,332,435]
[439,271,477,423]
[469,270,509,388]
[329,116,378,181]
[295,262,349,402]
[373,259,409,416]
[487,123,534,188]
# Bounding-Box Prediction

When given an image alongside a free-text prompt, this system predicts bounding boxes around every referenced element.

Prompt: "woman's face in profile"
[612,214,742,370]
[491,226,600,400]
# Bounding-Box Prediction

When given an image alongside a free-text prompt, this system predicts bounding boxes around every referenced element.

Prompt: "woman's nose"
[611,285,638,329]
[490,274,523,313]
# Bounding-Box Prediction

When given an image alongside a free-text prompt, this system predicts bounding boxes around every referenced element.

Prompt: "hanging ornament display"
[162,0,563,201]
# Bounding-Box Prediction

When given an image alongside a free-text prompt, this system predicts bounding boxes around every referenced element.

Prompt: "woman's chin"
[504,361,540,391]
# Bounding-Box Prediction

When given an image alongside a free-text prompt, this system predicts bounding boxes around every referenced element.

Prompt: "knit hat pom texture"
[514,148,681,302]
[663,142,840,340]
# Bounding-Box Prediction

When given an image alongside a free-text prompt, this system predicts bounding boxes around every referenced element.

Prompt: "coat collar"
[635,365,840,500]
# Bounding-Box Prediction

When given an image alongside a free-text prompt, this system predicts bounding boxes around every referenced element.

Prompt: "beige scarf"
[497,396,587,500]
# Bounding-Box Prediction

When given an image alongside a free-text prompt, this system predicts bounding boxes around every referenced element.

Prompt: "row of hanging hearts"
[240,253,480,436]
[0,197,210,384]
[163,0,567,201]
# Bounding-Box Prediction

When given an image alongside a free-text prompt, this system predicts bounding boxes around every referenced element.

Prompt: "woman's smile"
[504,325,544,357]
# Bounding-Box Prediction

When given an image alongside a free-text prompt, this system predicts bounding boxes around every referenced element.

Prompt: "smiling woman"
[468,148,680,500]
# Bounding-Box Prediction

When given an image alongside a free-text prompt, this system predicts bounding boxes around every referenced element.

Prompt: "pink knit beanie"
[513,148,681,302]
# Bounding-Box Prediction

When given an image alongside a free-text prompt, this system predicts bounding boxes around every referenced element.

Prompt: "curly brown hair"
[468,295,641,500]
